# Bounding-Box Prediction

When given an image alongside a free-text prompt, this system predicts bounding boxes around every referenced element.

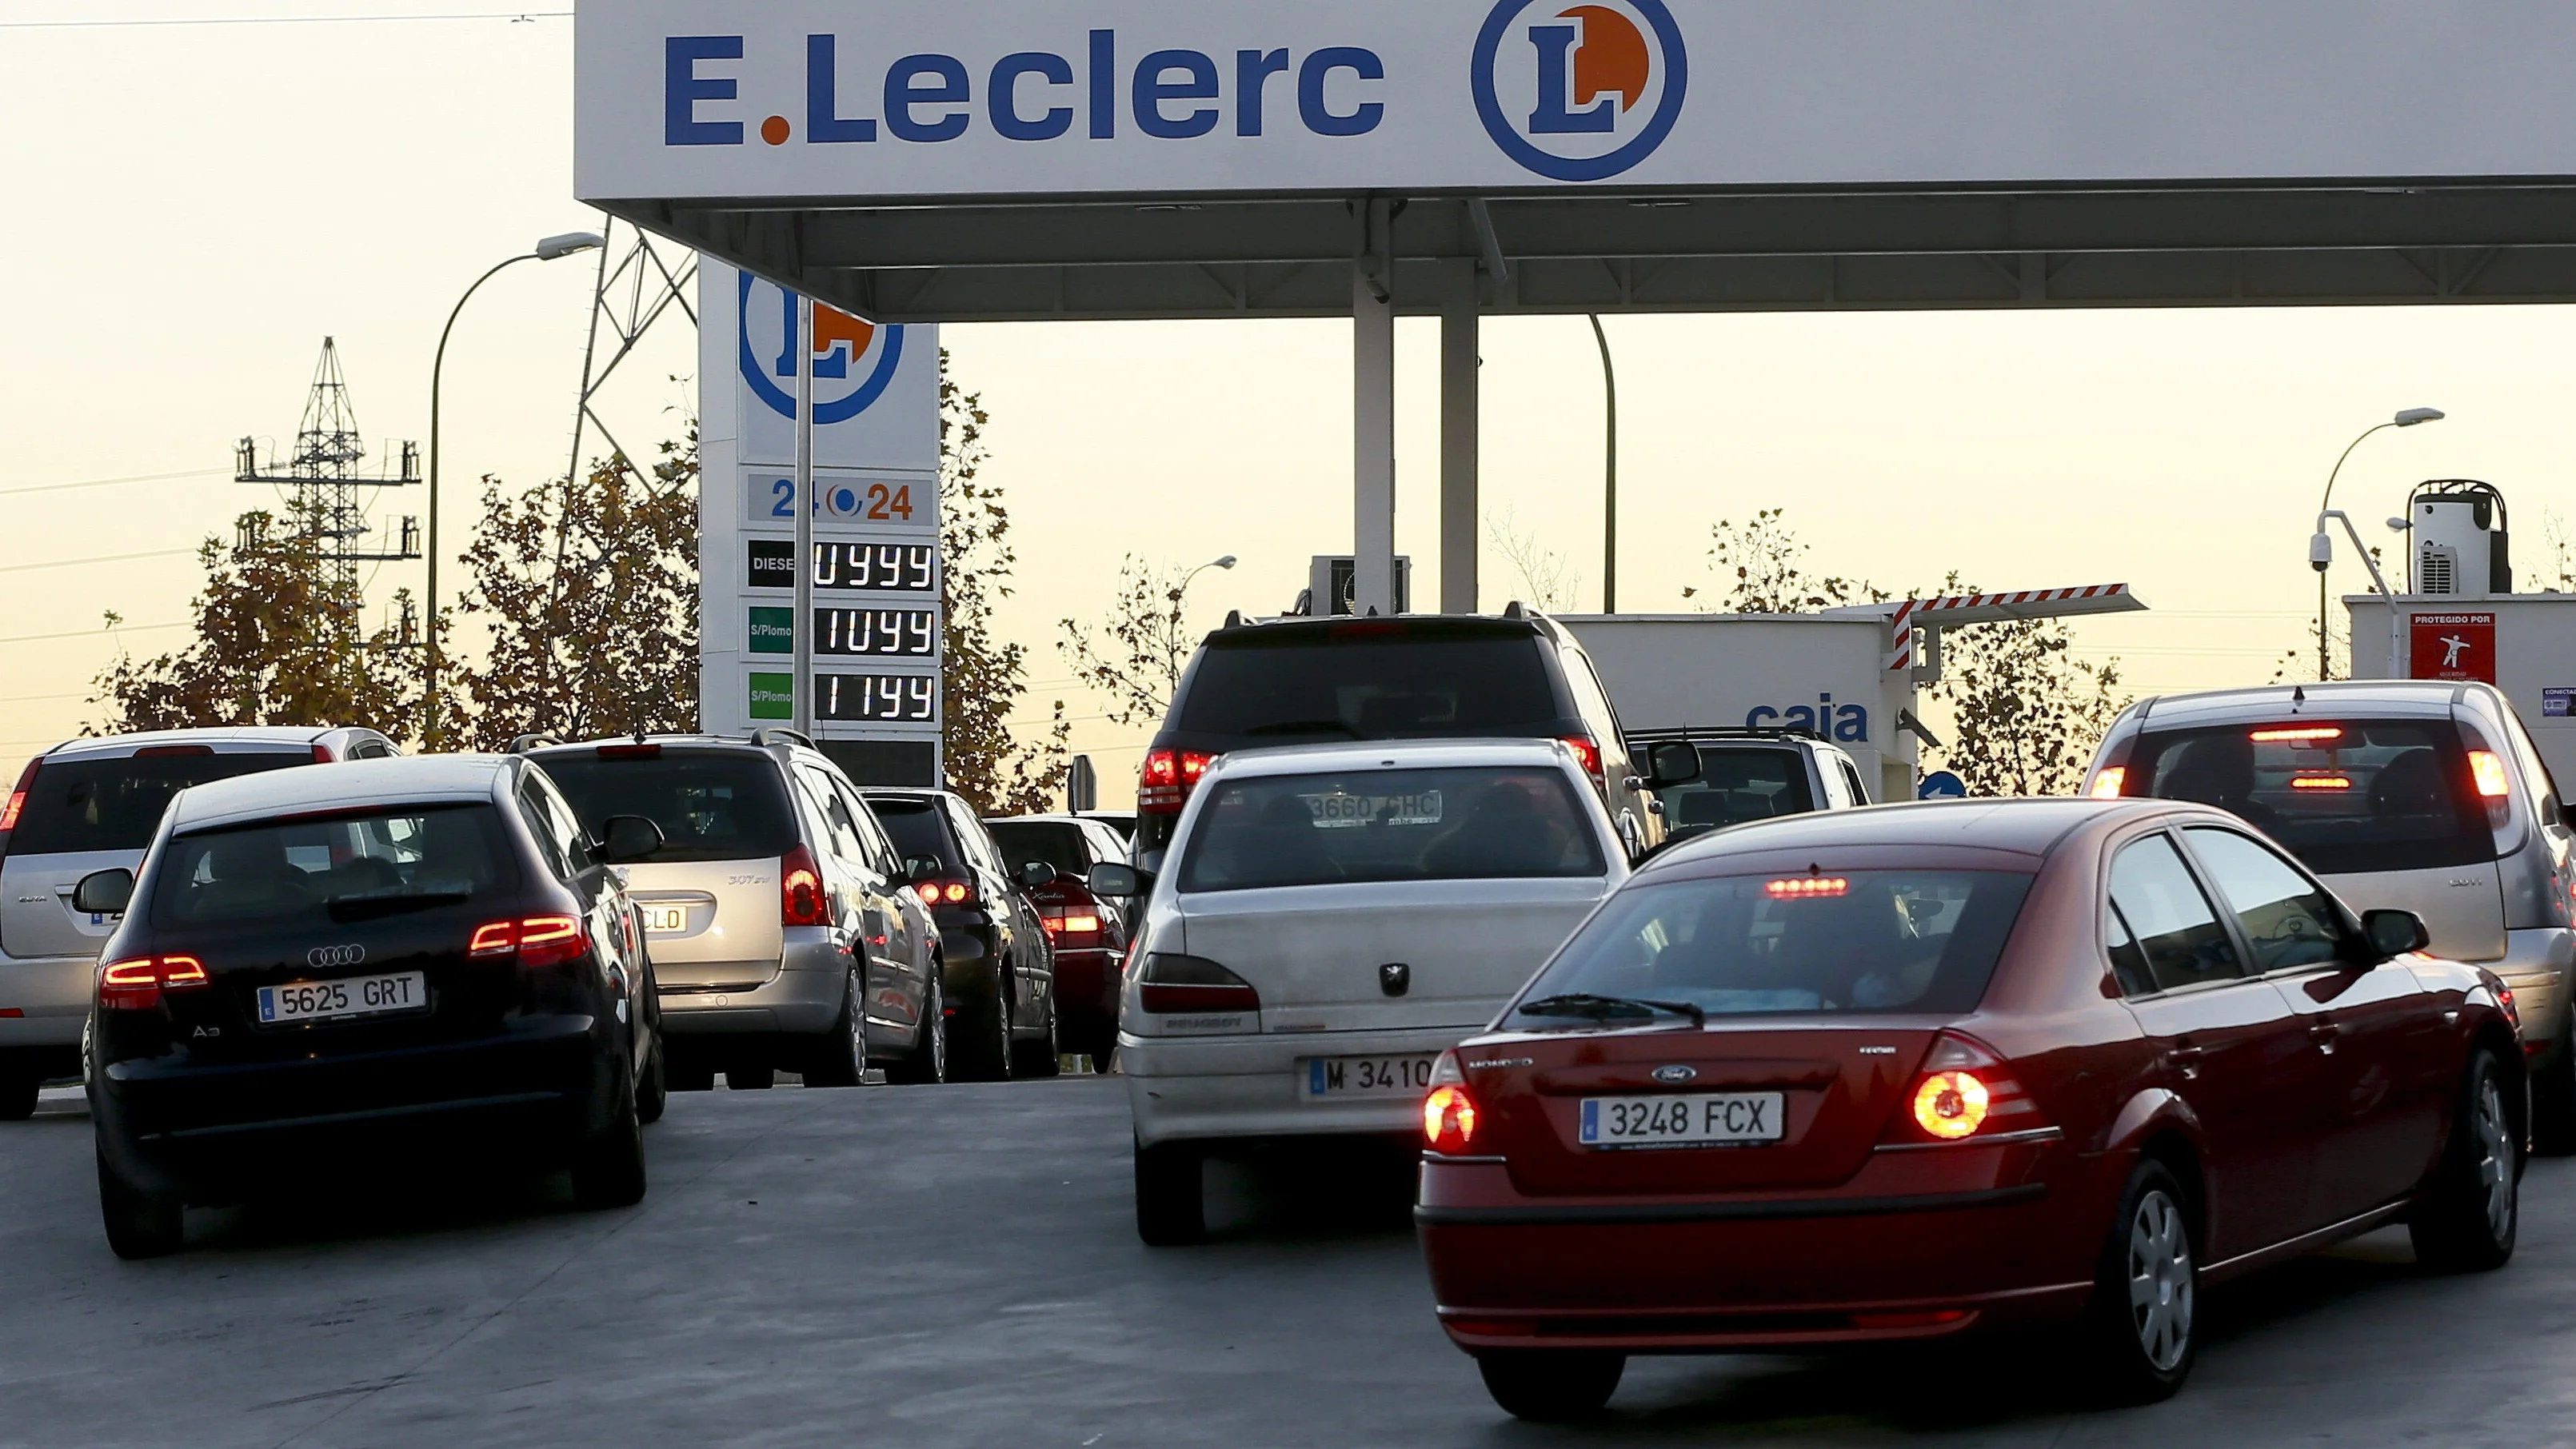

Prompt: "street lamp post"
[2313,407,2444,682]
[1589,315,1618,614]
[1179,555,1239,601]
[422,231,604,749]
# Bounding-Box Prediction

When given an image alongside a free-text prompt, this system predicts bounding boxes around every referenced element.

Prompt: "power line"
[0,549,193,576]
[0,467,226,499]
[0,621,185,647]
[0,10,569,30]
[0,693,86,705]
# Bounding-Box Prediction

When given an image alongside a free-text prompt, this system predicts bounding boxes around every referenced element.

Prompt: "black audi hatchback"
[78,755,668,1258]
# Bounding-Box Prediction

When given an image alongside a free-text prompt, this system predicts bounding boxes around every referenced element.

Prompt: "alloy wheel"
[2127,1188,2194,1372]
[2475,1075,2515,1241]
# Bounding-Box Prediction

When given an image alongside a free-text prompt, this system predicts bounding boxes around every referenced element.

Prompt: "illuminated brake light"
[0,756,34,840]
[913,881,941,906]
[1424,1084,1480,1155]
[468,916,588,968]
[1911,1071,1991,1140]
[98,955,209,1011]
[2087,768,2127,800]
[2252,726,2346,744]
[943,881,972,904]
[1559,734,1604,785]
[2290,775,2355,792]
[1138,748,1217,813]
[781,844,829,926]
[2470,749,2513,800]
[1767,876,1850,899]
[1040,909,1104,947]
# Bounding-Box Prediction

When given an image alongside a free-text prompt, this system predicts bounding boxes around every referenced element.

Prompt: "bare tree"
[1056,556,1210,728]
[1683,508,1884,613]
[1484,505,1585,612]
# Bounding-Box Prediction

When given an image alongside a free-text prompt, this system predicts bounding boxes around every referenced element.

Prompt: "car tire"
[1012,993,1061,1080]
[803,966,869,1088]
[725,1067,776,1091]
[2076,1158,2198,1405]
[1474,1350,1625,1423]
[953,973,1014,1083]
[2528,1008,2575,1156]
[885,967,949,1085]
[569,1077,649,1211]
[0,1071,39,1123]
[1133,1137,1204,1247]
[635,1038,669,1125]
[2410,1046,2520,1273]
[97,1148,184,1260]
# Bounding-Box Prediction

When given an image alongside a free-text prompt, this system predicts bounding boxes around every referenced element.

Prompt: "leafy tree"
[92,497,417,737]
[442,438,699,751]
[1688,512,2127,796]
[1056,556,1216,728]
[938,360,1068,815]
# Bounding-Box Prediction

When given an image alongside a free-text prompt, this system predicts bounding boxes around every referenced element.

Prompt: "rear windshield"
[868,798,957,869]
[150,804,518,928]
[8,752,311,856]
[539,753,797,864]
[988,821,1087,877]
[1171,630,1562,741]
[1659,747,1815,835]
[1176,766,1606,892]
[2127,720,2493,873]
[1509,870,2035,1024]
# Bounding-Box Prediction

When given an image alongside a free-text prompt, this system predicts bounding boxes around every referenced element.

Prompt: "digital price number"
[747,541,938,594]
[817,608,937,657]
[819,673,938,723]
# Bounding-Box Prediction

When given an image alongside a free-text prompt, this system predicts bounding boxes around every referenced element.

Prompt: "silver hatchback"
[2085,680,2576,1147]
[525,733,947,1089]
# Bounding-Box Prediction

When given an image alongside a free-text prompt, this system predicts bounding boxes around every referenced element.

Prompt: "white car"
[1092,738,1631,1246]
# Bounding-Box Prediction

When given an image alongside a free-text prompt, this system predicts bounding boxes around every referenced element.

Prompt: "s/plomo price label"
[818,673,938,724]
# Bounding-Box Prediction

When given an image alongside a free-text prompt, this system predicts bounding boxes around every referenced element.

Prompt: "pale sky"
[5,5,2570,805]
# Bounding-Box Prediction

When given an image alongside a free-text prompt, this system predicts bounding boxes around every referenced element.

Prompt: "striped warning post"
[1887,584,2137,671]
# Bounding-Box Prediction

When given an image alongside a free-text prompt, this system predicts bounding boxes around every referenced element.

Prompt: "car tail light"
[597,743,663,760]
[2470,749,2513,800]
[1766,876,1849,899]
[311,743,336,764]
[131,745,214,758]
[1424,1051,1479,1155]
[1135,952,1259,1015]
[0,756,38,864]
[2251,726,2345,744]
[2290,774,2354,792]
[1040,908,1104,948]
[468,915,587,968]
[914,879,973,907]
[98,955,208,1012]
[2086,767,2127,800]
[1138,748,1216,813]
[1891,1033,2043,1144]
[781,844,829,926]
[1559,734,1604,788]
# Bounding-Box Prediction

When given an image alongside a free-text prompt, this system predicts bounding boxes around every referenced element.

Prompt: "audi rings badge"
[306,944,367,969]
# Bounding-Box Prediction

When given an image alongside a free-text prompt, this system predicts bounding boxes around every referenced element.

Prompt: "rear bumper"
[0,952,96,1049]
[1417,1144,2106,1353]
[93,1012,615,1186]
[1121,1024,1484,1148]
[657,935,846,1036]
[2494,927,2576,1057]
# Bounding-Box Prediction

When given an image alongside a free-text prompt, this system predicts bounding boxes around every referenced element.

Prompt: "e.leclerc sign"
[579,2,2576,204]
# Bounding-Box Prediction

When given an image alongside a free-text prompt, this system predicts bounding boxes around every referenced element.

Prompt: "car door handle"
[2309,1020,2342,1055]
[2167,1044,2206,1080]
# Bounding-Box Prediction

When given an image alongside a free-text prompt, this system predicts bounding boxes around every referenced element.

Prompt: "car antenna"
[2290,685,2306,713]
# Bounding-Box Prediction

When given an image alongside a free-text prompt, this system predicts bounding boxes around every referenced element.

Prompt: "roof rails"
[506,733,565,754]
[750,727,817,752]
[1631,725,1829,744]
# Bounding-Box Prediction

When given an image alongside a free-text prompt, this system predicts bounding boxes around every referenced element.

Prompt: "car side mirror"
[1018,860,1059,890]
[2362,908,2433,959]
[73,868,134,916]
[593,815,665,864]
[1644,741,1703,789]
[1088,862,1152,898]
[906,856,943,884]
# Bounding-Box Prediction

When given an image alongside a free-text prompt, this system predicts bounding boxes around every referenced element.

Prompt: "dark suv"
[861,788,1060,1081]
[1134,609,1687,862]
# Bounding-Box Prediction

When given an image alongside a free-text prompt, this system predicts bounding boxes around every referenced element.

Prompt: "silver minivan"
[525,733,946,1089]
[0,726,397,1119]
[2084,680,2576,1146]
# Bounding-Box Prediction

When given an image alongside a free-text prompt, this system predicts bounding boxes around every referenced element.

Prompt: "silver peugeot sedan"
[524,732,946,1089]
[1092,737,1633,1246]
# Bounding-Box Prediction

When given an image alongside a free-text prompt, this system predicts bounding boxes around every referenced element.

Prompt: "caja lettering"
[1744,694,1869,744]
[666,32,1386,148]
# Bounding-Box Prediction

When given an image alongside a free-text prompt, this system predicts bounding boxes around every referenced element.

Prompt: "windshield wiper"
[1240,719,1365,739]
[1516,992,1706,1028]
[326,888,471,923]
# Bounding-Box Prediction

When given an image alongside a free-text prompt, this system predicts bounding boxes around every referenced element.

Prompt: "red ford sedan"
[1417,798,2523,1421]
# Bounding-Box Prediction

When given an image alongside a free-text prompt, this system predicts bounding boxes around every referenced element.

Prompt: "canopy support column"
[1440,257,1480,615]
[1353,197,1398,616]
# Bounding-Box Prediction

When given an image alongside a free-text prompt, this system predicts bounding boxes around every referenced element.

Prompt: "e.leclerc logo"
[1473,0,1687,182]
[737,270,906,425]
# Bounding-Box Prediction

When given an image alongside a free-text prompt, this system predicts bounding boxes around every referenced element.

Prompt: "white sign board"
[698,261,944,774]
[581,2,2576,202]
